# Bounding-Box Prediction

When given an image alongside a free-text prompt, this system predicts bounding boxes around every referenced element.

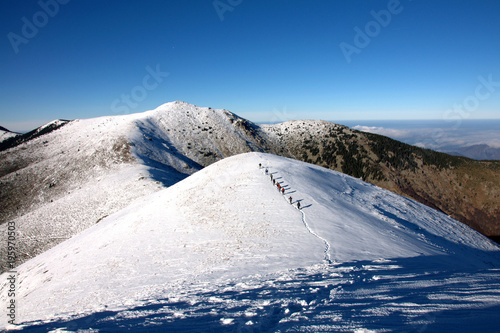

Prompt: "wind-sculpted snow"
[2,152,499,331]
[14,261,500,332]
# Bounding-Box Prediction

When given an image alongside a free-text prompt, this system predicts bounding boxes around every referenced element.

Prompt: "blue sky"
[1,0,500,131]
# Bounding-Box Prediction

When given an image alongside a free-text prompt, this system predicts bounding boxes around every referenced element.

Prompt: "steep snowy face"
[129,101,277,172]
[3,152,498,327]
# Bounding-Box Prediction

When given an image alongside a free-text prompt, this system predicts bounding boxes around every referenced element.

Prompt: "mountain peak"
[151,100,215,114]
[154,100,196,109]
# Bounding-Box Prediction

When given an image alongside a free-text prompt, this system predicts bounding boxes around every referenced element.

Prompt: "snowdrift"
[1,152,499,331]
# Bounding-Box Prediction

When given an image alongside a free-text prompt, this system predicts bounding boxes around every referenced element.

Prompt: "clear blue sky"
[1,0,500,131]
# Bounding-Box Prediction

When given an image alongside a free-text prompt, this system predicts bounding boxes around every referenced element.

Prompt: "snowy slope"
[0,113,167,272]
[0,102,275,271]
[2,152,499,331]
[131,101,276,170]
[0,128,18,143]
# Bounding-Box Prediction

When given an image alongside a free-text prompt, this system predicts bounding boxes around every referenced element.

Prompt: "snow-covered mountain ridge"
[0,102,277,271]
[1,152,499,331]
[1,101,498,274]
[0,127,19,144]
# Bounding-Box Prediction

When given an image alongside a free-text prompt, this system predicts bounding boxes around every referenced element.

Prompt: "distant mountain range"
[446,144,500,160]
[347,120,500,161]
[0,101,499,273]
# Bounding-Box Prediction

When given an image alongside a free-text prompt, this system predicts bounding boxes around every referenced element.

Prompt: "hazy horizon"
[3,114,499,161]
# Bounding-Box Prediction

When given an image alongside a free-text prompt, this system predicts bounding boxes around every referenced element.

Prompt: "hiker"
[265,168,268,175]
[270,174,273,181]
[273,179,275,185]
[277,182,281,190]
[297,201,301,210]
[259,163,262,169]
[289,196,292,204]
[282,188,285,195]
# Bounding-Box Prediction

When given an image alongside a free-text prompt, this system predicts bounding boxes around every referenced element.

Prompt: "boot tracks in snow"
[298,209,332,264]
[261,159,332,265]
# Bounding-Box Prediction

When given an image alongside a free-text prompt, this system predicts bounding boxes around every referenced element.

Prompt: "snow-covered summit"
[129,100,275,172]
[2,152,499,331]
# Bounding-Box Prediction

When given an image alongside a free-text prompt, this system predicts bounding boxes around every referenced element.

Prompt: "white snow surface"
[0,129,18,143]
[0,101,271,271]
[1,152,500,332]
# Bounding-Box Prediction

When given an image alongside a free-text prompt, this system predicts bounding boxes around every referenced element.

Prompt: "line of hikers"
[260,163,301,210]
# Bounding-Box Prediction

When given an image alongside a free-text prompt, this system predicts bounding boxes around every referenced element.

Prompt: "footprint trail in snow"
[299,209,333,264]
[261,158,332,265]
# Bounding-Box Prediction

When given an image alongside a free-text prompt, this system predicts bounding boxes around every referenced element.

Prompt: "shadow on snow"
[16,255,500,332]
